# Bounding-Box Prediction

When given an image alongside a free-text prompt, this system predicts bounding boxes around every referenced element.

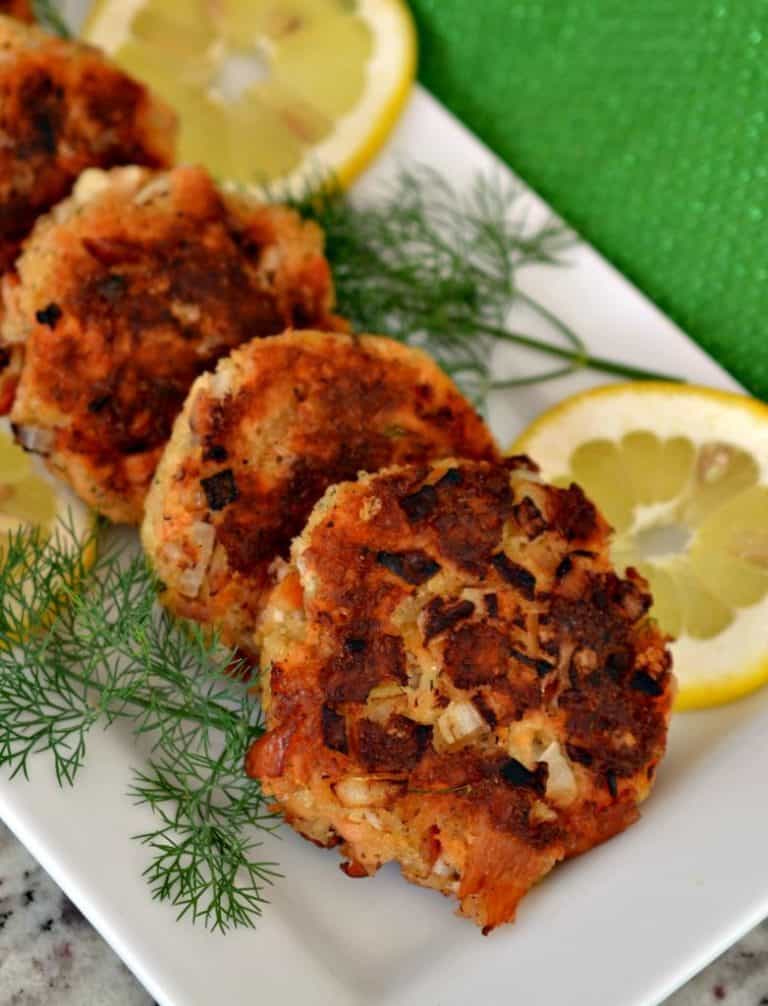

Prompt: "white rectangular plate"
[2,51,768,1006]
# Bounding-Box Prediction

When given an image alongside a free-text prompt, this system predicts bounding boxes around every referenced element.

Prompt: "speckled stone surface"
[0,823,152,1006]
[668,921,768,1006]
[0,820,764,1006]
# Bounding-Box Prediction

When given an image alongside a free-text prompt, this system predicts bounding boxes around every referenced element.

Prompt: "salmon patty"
[0,16,176,409]
[0,1,34,22]
[0,16,173,273]
[246,458,674,931]
[142,331,499,657]
[5,166,340,522]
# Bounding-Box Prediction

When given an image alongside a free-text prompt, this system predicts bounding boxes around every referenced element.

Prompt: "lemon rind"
[674,652,768,710]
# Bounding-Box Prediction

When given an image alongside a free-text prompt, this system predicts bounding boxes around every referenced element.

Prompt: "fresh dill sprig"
[31,0,71,38]
[293,166,682,403]
[0,523,278,932]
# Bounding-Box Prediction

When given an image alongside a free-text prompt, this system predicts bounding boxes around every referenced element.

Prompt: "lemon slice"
[83,0,416,191]
[0,418,94,631]
[512,383,768,710]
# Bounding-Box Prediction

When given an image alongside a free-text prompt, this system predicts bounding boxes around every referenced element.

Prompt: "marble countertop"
[0,824,151,1006]
[1,821,765,1006]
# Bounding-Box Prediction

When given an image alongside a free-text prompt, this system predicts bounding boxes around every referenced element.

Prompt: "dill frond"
[293,166,682,403]
[0,524,277,932]
[31,0,71,38]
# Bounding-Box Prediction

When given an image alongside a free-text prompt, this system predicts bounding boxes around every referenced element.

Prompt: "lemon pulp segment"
[85,0,417,189]
[0,425,56,536]
[563,432,767,641]
[0,418,93,557]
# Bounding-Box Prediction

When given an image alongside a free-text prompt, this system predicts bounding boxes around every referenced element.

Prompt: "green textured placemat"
[410,0,768,400]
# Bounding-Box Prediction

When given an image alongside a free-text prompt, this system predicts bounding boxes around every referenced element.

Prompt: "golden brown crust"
[6,166,340,522]
[246,460,674,931]
[0,17,175,274]
[142,331,499,656]
[0,16,177,417]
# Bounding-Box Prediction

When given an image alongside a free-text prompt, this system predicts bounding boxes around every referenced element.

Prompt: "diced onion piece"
[268,556,292,584]
[259,245,282,274]
[391,592,421,630]
[540,741,578,806]
[459,587,486,607]
[295,550,319,599]
[437,700,487,749]
[335,777,396,808]
[12,424,53,456]
[177,521,216,597]
[368,682,405,701]
[432,855,454,877]
[506,721,554,767]
[133,175,171,205]
[530,800,558,823]
[358,495,383,522]
[72,167,114,205]
[347,808,384,830]
[362,810,383,831]
[208,365,232,401]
